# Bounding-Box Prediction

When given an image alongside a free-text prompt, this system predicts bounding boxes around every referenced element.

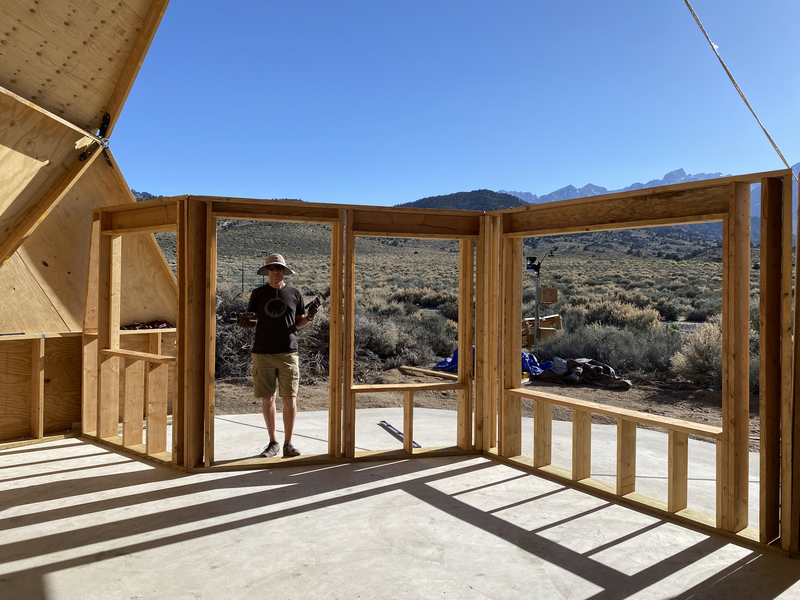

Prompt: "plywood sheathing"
[0,152,176,334]
[0,0,166,133]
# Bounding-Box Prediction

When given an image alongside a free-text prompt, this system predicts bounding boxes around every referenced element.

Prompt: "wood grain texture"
[0,0,158,131]
[533,400,552,468]
[42,335,81,434]
[617,419,636,496]
[457,240,473,450]
[758,177,781,543]
[328,214,344,457]
[668,430,688,513]
[572,408,591,481]
[0,340,33,441]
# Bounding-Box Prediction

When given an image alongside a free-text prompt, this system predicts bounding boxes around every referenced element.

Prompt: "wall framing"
[70,168,798,553]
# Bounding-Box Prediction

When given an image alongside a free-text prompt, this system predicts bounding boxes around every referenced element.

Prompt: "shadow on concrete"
[1,439,799,599]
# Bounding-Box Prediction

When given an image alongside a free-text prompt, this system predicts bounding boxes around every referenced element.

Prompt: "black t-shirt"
[246,284,305,354]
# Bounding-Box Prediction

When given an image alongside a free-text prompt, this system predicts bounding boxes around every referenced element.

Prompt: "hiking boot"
[260,440,280,458]
[283,442,300,458]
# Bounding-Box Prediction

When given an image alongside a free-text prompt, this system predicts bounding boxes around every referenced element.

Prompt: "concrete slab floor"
[2,413,799,600]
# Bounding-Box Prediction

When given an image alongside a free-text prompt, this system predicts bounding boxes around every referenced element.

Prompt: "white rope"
[684,0,799,185]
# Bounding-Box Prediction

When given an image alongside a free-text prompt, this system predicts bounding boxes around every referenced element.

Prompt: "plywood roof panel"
[0,0,155,132]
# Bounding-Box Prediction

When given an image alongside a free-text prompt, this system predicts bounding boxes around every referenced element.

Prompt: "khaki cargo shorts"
[252,352,300,398]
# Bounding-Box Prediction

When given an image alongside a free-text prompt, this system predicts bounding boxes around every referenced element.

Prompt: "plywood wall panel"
[43,336,82,433]
[0,339,33,441]
[0,0,154,130]
[15,153,176,333]
[0,253,70,334]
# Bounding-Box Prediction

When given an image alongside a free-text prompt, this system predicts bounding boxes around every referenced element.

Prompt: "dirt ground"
[215,368,761,451]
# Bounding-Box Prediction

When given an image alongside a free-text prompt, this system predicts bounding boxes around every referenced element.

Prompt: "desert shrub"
[389,287,457,308]
[671,315,722,388]
[563,305,587,332]
[354,315,400,358]
[438,300,459,322]
[536,323,682,373]
[215,286,253,378]
[408,313,458,358]
[685,298,722,322]
[584,300,660,332]
[654,297,681,321]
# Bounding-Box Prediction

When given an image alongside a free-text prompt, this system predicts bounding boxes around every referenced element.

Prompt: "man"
[237,254,318,458]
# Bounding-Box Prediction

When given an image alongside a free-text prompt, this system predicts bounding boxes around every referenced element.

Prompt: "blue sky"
[113,0,800,206]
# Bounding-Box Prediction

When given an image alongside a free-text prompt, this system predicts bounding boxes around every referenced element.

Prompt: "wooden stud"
[717,183,751,533]
[122,358,145,447]
[179,198,209,469]
[96,227,121,439]
[781,173,796,551]
[572,408,591,481]
[490,216,501,449]
[146,332,168,455]
[205,208,217,467]
[617,420,636,495]
[404,391,414,454]
[328,212,344,457]
[474,216,489,450]
[173,199,187,466]
[457,239,474,450]
[343,210,356,458]
[759,177,782,543]
[533,400,552,468]
[499,237,522,457]
[668,430,689,513]
[30,337,45,439]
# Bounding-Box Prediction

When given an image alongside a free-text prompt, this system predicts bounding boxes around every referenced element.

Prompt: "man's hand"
[236,312,256,328]
[307,303,318,321]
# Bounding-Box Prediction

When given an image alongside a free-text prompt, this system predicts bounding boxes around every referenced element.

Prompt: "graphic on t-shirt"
[265,297,288,318]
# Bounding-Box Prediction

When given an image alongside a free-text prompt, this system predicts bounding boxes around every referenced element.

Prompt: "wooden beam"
[351,208,481,239]
[343,210,356,458]
[30,337,44,439]
[507,387,723,439]
[533,399,552,468]
[104,0,170,137]
[351,382,466,393]
[398,366,459,381]
[499,237,522,457]
[99,348,176,364]
[668,430,689,513]
[210,199,340,223]
[457,239,474,450]
[572,408,591,480]
[617,420,636,495]
[328,211,344,458]
[404,391,414,453]
[0,149,100,265]
[502,185,730,237]
[759,177,782,543]
[173,199,187,466]
[103,203,178,235]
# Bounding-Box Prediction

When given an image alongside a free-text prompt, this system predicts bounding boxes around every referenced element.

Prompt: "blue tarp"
[435,347,551,376]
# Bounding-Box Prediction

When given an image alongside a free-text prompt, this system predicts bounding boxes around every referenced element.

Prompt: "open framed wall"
[488,169,797,551]
[78,170,800,554]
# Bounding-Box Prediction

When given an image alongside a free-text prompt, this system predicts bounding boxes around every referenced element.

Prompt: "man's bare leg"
[261,395,277,439]
[281,395,297,442]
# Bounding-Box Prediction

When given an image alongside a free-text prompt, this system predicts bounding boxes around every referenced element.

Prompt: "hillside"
[395,189,526,211]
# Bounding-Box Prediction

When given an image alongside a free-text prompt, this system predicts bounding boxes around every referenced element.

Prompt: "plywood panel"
[18,153,177,333]
[0,253,70,334]
[0,339,33,441]
[0,0,157,131]
[0,94,84,259]
[43,335,81,434]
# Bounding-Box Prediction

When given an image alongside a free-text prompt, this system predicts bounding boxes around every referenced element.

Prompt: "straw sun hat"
[257,254,295,276]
